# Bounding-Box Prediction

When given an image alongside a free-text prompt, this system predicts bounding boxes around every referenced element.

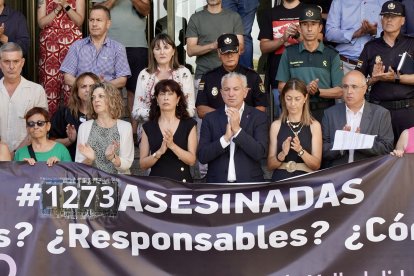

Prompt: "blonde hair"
[88,82,124,119]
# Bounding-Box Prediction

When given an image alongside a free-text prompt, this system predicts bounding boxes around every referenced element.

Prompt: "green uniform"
[14,142,72,162]
[276,41,343,120]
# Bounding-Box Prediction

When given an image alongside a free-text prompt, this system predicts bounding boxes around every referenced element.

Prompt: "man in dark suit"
[322,70,394,167]
[198,72,268,183]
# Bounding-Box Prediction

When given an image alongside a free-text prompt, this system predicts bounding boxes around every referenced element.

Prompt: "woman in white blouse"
[132,33,195,142]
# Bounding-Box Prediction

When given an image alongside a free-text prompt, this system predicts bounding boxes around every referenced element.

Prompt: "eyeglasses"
[341,84,366,90]
[26,121,49,128]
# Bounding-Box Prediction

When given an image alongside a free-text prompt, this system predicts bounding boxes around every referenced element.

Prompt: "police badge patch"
[212,87,219,96]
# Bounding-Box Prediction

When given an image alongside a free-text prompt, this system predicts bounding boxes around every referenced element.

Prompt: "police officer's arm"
[187,37,217,57]
[399,74,414,85]
[197,105,215,119]
[318,86,343,99]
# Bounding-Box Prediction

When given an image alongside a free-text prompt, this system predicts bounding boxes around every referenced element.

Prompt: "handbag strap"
[27,144,37,161]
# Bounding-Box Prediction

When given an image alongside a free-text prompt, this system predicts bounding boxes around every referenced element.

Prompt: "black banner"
[0,155,413,276]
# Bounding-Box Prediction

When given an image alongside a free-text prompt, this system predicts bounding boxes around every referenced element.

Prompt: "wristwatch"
[298,149,305,157]
[152,152,159,159]
[314,88,321,97]
[65,5,72,12]
[394,72,400,84]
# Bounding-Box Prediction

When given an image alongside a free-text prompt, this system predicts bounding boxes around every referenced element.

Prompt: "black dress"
[272,121,312,181]
[143,118,197,183]
[49,107,87,160]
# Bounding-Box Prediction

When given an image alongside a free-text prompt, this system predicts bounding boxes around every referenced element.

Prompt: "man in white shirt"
[198,72,268,183]
[321,70,394,167]
[0,42,48,153]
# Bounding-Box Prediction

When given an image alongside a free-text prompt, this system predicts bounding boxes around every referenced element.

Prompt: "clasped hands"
[157,129,176,156]
[371,61,400,83]
[279,135,303,161]
[353,20,377,38]
[223,107,241,143]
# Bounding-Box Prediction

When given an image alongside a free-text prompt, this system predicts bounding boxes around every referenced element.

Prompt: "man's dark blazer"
[322,102,394,167]
[198,105,268,183]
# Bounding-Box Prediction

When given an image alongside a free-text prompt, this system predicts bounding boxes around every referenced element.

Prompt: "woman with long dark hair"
[139,79,197,182]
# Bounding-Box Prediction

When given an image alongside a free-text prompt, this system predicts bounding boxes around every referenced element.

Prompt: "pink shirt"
[405,127,414,153]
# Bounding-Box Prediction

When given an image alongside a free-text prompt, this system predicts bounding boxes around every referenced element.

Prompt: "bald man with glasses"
[321,70,394,168]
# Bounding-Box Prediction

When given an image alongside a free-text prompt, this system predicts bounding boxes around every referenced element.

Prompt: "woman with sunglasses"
[75,82,134,174]
[14,107,71,166]
[49,72,100,160]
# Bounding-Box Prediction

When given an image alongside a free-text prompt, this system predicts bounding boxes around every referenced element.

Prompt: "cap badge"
[212,87,219,96]
[224,37,232,45]
[306,10,314,17]
[388,3,395,9]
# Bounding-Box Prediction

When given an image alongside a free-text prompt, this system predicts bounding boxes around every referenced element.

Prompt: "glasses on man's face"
[26,121,48,128]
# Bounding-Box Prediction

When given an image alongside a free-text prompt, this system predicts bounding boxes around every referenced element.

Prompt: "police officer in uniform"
[196,33,268,119]
[276,6,343,122]
[357,0,414,141]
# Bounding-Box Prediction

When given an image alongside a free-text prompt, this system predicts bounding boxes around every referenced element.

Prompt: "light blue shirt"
[325,0,387,61]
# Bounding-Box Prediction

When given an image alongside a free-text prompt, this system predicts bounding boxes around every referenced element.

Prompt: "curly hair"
[68,72,100,118]
[88,82,124,120]
[279,78,313,126]
[149,79,189,121]
[147,33,181,74]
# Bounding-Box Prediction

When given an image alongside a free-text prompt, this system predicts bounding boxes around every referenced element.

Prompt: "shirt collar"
[225,102,245,115]
[299,41,324,53]
[345,101,365,115]
[87,35,110,46]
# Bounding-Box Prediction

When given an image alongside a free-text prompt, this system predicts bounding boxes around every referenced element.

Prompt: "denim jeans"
[222,0,259,69]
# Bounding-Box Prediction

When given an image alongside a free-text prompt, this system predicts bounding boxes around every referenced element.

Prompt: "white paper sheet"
[332,130,376,150]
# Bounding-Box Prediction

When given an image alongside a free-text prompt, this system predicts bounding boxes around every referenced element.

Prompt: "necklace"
[286,119,304,136]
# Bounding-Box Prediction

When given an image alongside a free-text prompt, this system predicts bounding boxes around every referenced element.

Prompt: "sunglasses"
[26,120,49,128]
